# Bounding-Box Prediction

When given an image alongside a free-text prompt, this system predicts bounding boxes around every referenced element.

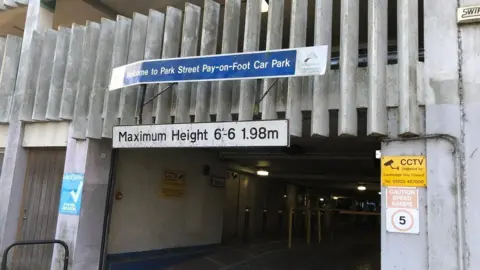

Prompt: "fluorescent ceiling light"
[261,0,269,13]
[319,198,324,201]
[333,196,338,200]
[257,170,269,176]
[357,185,367,191]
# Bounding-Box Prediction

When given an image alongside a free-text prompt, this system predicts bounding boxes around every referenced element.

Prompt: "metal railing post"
[1,240,69,270]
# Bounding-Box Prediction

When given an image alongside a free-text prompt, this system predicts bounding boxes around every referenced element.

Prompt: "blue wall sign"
[109,46,328,91]
[59,173,84,215]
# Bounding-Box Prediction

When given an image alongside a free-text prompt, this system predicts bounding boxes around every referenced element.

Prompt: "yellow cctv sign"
[381,156,427,187]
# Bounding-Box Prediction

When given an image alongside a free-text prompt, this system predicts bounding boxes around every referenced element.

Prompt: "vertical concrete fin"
[311,0,332,136]
[46,26,71,120]
[59,23,86,120]
[71,21,101,139]
[0,38,6,74]
[174,3,201,124]
[367,0,388,136]
[118,12,147,125]
[397,0,419,136]
[155,6,182,124]
[286,0,308,137]
[86,18,116,139]
[261,0,284,120]
[141,9,165,125]
[238,0,262,121]
[194,0,220,123]
[0,35,22,123]
[338,0,359,136]
[102,16,131,138]
[32,29,58,121]
[3,0,17,8]
[14,0,28,5]
[215,0,241,121]
[19,31,44,122]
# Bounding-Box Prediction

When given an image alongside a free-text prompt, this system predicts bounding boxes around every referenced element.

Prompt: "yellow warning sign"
[161,169,186,197]
[381,156,427,187]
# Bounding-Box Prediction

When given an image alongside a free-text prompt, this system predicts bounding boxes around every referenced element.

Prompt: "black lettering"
[119,132,128,142]
[462,7,480,18]
[172,130,181,141]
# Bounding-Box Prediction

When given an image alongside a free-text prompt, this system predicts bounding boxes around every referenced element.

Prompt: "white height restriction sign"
[112,120,289,148]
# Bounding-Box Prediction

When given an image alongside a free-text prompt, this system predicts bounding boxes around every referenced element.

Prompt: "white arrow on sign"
[70,182,84,203]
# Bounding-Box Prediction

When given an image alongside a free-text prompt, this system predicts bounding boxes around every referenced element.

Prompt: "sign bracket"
[138,82,177,125]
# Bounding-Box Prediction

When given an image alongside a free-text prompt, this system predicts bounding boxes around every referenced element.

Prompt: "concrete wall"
[0,125,6,148]
[22,122,69,147]
[107,148,226,254]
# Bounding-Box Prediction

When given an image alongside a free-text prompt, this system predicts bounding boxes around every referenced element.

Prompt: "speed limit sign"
[385,187,420,234]
[386,208,419,234]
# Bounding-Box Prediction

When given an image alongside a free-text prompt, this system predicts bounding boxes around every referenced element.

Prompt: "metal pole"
[138,84,147,125]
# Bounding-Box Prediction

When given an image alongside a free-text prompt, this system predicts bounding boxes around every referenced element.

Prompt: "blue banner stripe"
[123,49,297,85]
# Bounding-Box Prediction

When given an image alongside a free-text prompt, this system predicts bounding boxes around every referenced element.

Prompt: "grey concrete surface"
[164,226,380,270]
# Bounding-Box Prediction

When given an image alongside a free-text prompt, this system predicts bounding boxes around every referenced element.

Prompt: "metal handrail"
[1,240,69,270]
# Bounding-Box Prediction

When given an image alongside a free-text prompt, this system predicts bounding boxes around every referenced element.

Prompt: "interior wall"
[222,173,286,242]
[107,148,226,255]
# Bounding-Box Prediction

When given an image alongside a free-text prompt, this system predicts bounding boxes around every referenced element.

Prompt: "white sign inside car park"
[112,120,289,148]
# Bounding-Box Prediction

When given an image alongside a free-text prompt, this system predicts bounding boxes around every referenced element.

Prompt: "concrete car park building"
[0,0,477,269]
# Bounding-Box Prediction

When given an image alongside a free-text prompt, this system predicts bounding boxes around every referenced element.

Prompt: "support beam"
[0,0,52,261]
[32,29,57,121]
[86,18,116,139]
[0,36,22,123]
[72,21,101,139]
[216,0,240,121]
[19,31,44,122]
[119,13,147,126]
[238,0,261,121]
[141,10,165,125]
[46,27,71,120]
[286,0,308,137]
[59,24,86,120]
[194,0,220,123]
[338,0,359,136]
[397,0,419,136]
[311,0,332,136]
[261,0,283,120]
[174,3,201,124]
[155,7,182,124]
[102,16,131,138]
[51,130,112,270]
[367,0,388,136]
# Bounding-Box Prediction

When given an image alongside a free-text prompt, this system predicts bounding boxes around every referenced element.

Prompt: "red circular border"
[391,209,414,232]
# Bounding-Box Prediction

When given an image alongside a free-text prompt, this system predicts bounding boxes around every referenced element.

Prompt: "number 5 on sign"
[386,208,419,234]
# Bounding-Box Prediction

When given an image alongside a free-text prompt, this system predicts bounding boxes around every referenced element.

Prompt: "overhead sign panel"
[109,46,328,90]
[381,156,427,187]
[112,120,289,148]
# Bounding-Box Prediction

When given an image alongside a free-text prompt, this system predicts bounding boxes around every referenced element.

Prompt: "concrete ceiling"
[214,136,381,199]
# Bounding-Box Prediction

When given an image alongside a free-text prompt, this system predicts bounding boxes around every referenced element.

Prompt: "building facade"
[0,0,478,269]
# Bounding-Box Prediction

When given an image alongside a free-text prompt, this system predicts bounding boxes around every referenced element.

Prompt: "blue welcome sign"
[59,173,84,215]
[109,46,328,91]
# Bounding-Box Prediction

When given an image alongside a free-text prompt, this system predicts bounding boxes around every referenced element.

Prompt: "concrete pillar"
[380,141,428,269]
[51,129,112,270]
[0,0,53,259]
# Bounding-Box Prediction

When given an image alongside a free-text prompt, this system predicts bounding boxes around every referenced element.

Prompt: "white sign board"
[457,5,480,24]
[112,120,289,148]
[385,187,420,234]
